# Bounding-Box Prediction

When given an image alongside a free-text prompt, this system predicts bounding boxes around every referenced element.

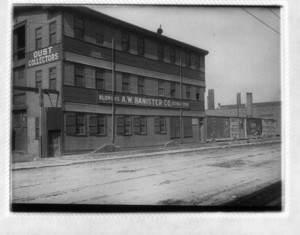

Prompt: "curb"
[12,140,281,171]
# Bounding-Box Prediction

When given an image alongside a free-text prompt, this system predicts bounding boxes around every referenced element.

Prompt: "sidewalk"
[12,137,281,171]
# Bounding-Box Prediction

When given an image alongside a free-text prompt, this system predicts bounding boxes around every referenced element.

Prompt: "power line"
[268,8,280,19]
[241,7,280,35]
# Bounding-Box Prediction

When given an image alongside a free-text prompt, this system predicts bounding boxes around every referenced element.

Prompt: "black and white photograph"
[10,4,283,212]
[3,0,300,233]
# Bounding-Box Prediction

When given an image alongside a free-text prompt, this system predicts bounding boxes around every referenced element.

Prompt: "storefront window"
[66,113,86,135]
[89,114,106,136]
[117,116,131,135]
[133,116,147,135]
[154,117,166,134]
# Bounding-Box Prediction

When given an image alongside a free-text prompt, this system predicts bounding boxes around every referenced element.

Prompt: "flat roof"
[14,5,209,55]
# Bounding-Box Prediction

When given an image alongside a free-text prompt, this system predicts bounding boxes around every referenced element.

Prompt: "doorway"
[48,130,61,157]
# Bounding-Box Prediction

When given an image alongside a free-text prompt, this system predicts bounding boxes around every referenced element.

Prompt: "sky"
[89,5,281,107]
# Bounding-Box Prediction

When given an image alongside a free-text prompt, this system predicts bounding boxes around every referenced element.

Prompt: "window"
[75,64,84,87]
[138,76,145,94]
[96,24,104,45]
[49,21,57,45]
[13,93,25,105]
[121,32,129,51]
[157,43,164,61]
[170,82,176,98]
[183,117,193,137]
[154,117,166,134]
[195,54,200,70]
[74,17,84,40]
[35,27,42,50]
[89,114,106,136]
[196,87,200,100]
[185,51,191,68]
[13,66,25,82]
[186,85,191,99]
[133,116,147,135]
[66,113,86,135]
[170,117,180,138]
[169,46,176,64]
[49,67,56,90]
[122,73,130,92]
[35,117,39,140]
[117,116,131,135]
[96,69,105,90]
[13,25,25,61]
[36,70,42,88]
[137,36,144,56]
[158,80,164,96]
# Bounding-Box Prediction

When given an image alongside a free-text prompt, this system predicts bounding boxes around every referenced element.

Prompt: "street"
[12,142,281,206]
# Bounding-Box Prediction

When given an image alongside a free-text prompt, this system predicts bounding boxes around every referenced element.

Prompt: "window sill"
[155,132,167,135]
[89,134,107,137]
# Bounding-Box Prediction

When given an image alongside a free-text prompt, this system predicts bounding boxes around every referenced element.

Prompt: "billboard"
[207,116,230,139]
[246,118,262,137]
[230,117,245,139]
[261,119,277,137]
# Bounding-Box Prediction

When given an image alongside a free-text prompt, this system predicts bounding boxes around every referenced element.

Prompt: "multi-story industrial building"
[12,6,209,158]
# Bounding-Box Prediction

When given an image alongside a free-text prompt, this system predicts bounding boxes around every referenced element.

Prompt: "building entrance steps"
[12,137,281,171]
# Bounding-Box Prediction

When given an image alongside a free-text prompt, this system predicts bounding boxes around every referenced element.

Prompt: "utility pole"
[111,38,115,144]
[179,58,183,145]
[39,88,44,158]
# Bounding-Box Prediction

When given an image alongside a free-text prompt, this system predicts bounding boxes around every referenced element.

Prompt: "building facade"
[12,6,209,157]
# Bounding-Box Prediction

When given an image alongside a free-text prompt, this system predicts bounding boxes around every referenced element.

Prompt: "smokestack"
[237,93,241,117]
[246,92,253,117]
[207,89,215,110]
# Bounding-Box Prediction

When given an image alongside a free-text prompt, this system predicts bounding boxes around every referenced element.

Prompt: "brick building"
[12,6,208,157]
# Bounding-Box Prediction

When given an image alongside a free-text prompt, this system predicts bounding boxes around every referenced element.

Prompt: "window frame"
[195,54,200,70]
[133,116,147,135]
[74,17,84,40]
[35,27,42,50]
[65,112,87,136]
[95,68,105,90]
[158,80,164,96]
[137,36,145,56]
[35,117,39,140]
[35,70,42,88]
[89,114,106,136]
[185,51,191,68]
[186,85,191,99]
[122,73,130,93]
[49,67,57,90]
[74,64,85,87]
[95,23,104,45]
[169,46,176,64]
[117,116,132,136]
[196,86,200,100]
[138,76,145,95]
[154,117,166,134]
[170,82,176,98]
[157,43,164,61]
[49,21,57,45]
[121,31,130,52]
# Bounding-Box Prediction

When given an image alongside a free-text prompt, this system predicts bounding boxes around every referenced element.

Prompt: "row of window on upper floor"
[70,63,204,101]
[72,17,204,70]
[35,21,57,50]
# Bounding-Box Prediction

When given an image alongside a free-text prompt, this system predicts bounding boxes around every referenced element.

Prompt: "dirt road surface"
[12,142,281,206]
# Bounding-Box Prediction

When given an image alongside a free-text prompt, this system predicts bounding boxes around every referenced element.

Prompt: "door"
[48,131,61,157]
[170,117,180,139]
